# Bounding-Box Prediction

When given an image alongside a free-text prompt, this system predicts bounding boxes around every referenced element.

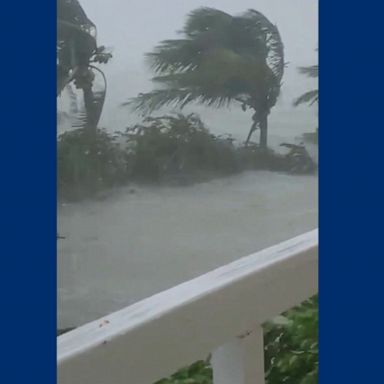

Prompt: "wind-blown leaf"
[294,53,318,108]
[125,88,236,115]
[293,89,318,107]
[298,65,318,78]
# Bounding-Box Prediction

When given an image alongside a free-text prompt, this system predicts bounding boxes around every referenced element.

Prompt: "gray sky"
[72,0,318,141]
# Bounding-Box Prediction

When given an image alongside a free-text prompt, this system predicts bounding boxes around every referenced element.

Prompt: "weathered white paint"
[58,229,318,384]
[212,326,265,384]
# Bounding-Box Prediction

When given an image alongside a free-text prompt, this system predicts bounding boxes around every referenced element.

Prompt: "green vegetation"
[264,296,318,384]
[58,124,316,201]
[58,113,239,200]
[59,113,315,201]
[155,361,212,384]
[57,127,127,200]
[155,297,318,384]
[127,7,285,148]
[58,116,316,201]
[121,114,239,182]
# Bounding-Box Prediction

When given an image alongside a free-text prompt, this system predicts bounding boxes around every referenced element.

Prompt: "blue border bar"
[320,1,384,383]
[1,1,56,382]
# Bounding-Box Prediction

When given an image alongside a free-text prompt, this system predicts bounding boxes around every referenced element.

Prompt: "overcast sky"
[72,0,318,139]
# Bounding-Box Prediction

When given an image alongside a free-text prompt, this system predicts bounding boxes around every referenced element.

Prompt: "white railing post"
[211,326,265,384]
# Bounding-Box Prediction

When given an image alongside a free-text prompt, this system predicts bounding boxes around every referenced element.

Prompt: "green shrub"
[57,113,315,200]
[264,296,318,384]
[120,114,239,182]
[57,128,127,200]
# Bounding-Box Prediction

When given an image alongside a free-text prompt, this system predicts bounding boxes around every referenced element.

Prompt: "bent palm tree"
[57,0,112,132]
[127,8,285,148]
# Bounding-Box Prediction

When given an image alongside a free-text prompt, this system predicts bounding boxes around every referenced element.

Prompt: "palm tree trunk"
[83,86,97,132]
[245,111,258,146]
[259,115,268,149]
[245,124,256,146]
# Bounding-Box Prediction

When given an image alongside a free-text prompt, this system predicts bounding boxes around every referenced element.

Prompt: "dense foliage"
[58,113,316,201]
[57,128,127,200]
[264,296,318,384]
[121,114,239,182]
[58,113,239,200]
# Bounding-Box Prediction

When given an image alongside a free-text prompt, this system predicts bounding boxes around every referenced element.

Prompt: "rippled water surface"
[58,171,317,328]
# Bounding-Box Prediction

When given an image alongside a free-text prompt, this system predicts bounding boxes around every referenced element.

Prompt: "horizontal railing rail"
[58,229,318,384]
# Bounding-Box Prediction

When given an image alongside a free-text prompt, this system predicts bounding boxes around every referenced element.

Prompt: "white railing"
[58,229,318,384]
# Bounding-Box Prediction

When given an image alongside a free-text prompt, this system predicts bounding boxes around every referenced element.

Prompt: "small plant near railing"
[155,360,212,384]
[264,295,318,384]
[153,296,318,384]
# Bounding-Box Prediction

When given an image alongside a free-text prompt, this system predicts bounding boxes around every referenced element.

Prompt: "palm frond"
[242,9,285,83]
[125,88,238,115]
[293,89,318,107]
[146,39,203,73]
[298,65,318,78]
[183,8,232,36]
[124,89,191,114]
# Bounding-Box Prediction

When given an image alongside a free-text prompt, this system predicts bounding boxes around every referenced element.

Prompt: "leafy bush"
[58,128,127,200]
[58,114,242,200]
[264,296,318,384]
[57,113,315,200]
[120,113,239,182]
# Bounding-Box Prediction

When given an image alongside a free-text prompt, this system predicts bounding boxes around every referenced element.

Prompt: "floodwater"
[58,170,318,329]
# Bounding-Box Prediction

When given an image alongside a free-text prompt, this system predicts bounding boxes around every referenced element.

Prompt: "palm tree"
[127,8,285,148]
[57,0,111,132]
